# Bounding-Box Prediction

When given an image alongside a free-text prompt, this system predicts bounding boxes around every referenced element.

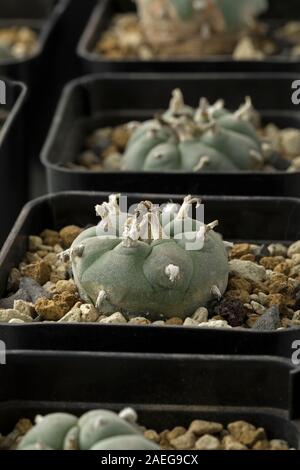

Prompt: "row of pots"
[0,351,299,449]
[2,1,300,452]
[2,0,300,83]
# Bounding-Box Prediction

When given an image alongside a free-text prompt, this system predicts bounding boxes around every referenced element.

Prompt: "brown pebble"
[111,125,130,149]
[189,420,223,436]
[59,225,82,248]
[281,317,293,328]
[22,260,51,285]
[102,144,119,158]
[222,435,248,450]
[166,317,183,325]
[170,431,196,450]
[230,244,251,259]
[273,261,292,275]
[270,439,290,450]
[55,280,77,295]
[252,439,271,450]
[15,419,32,435]
[144,430,160,443]
[260,256,285,270]
[159,430,171,448]
[167,426,186,441]
[228,421,266,447]
[267,293,292,310]
[240,254,256,262]
[246,314,260,328]
[225,289,250,304]
[128,317,151,325]
[40,229,61,247]
[35,291,78,321]
[228,277,252,293]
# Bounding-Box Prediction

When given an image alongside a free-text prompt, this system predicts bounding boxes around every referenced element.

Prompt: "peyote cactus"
[66,194,229,320]
[18,408,159,450]
[123,89,269,172]
[135,0,268,48]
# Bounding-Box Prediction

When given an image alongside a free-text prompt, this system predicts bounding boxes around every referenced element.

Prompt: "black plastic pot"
[1,191,300,356]
[0,351,300,449]
[0,0,71,170]
[77,0,300,74]
[0,0,70,83]
[0,78,27,248]
[41,73,300,197]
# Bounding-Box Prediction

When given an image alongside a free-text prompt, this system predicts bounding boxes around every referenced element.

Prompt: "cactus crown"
[122,89,270,173]
[67,194,229,320]
[17,408,159,450]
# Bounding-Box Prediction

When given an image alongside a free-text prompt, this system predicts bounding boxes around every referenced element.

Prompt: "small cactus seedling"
[18,408,159,450]
[134,0,268,47]
[68,194,229,320]
[123,89,270,173]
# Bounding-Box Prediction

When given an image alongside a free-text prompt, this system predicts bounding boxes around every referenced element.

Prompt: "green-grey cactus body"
[69,194,229,320]
[215,0,268,31]
[123,90,267,173]
[18,409,159,451]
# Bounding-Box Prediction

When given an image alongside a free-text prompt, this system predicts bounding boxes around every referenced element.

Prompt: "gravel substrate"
[0,417,292,450]
[0,26,38,60]
[68,120,300,173]
[1,224,300,330]
[94,13,281,60]
[93,14,300,61]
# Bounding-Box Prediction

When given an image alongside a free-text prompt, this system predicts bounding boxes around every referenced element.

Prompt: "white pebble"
[288,240,300,258]
[268,243,287,257]
[8,318,25,324]
[183,317,198,327]
[0,309,33,323]
[13,300,35,318]
[80,304,99,322]
[99,312,127,324]
[251,301,266,315]
[191,307,208,324]
[198,320,232,329]
[195,434,221,450]
[229,260,266,283]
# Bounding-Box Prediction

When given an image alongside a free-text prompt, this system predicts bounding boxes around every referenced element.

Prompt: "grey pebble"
[19,277,52,303]
[252,306,281,331]
[256,244,271,260]
[0,277,51,309]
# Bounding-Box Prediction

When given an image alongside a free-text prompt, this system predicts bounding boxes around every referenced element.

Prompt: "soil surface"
[0,26,38,60]
[94,14,299,61]
[0,417,292,450]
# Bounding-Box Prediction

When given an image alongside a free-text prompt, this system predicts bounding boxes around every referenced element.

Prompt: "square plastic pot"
[77,0,300,74]
[0,191,300,357]
[41,73,300,197]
